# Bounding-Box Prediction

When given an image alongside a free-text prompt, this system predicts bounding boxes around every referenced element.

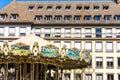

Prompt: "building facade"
[0,0,120,80]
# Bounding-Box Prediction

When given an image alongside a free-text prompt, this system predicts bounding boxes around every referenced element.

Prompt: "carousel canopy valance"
[0,34,91,69]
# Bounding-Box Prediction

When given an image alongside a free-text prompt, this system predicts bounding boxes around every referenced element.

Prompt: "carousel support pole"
[5,63,8,80]
[48,67,51,80]
[35,63,39,80]
[60,69,63,80]
[16,64,19,80]
[40,64,43,80]
[30,63,34,80]
[81,68,85,80]
[20,63,22,80]
[55,66,59,80]
[43,65,47,80]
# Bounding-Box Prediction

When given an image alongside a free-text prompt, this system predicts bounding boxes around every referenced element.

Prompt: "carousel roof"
[10,33,51,50]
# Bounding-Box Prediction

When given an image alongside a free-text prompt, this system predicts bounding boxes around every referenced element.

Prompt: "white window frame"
[96,57,103,67]
[65,28,71,37]
[9,27,15,36]
[0,27,4,35]
[116,28,120,37]
[106,42,113,52]
[85,28,91,37]
[95,42,102,52]
[54,28,61,37]
[106,28,112,37]
[75,41,81,50]
[20,27,26,36]
[34,28,41,37]
[85,42,92,51]
[85,74,92,80]
[64,41,71,49]
[107,57,114,68]
[96,74,103,80]
[117,42,120,52]
[45,28,51,37]
[75,28,81,38]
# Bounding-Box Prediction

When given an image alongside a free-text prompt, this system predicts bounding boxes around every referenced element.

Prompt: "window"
[65,6,71,11]
[94,16,101,22]
[45,28,51,37]
[56,6,62,11]
[65,28,71,37]
[64,74,70,80]
[0,27,4,36]
[85,16,91,22]
[106,28,112,37]
[75,74,81,80]
[94,6,99,11]
[54,28,61,37]
[85,42,92,51]
[85,74,92,80]
[54,41,60,48]
[115,15,120,21]
[116,28,120,37]
[104,15,111,21]
[84,6,90,10]
[0,14,6,20]
[118,74,120,80]
[75,28,81,37]
[20,27,26,36]
[76,5,82,10]
[34,28,41,37]
[85,28,91,38]
[74,15,81,21]
[9,27,15,36]
[117,42,120,51]
[96,28,102,38]
[11,14,18,20]
[47,6,52,11]
[96,74,103,80]
[38,6,43,11]
[107,74,114,80]
[64,16,71,22]
[55,16,62,22]
[28,6,34,11]
[96,57,103,68]
[64,41,71,49]
[106,42,113,52]
[0,41,3,46]
[107,57,114,68]
[95,42,102,52]
[75,41,81,50]
[103,5,109,11]
[118,57,120,67]
[45,16,52,22]
[35,16,42,21]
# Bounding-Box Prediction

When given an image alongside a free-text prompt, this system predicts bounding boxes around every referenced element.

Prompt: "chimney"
[117,0,120,4]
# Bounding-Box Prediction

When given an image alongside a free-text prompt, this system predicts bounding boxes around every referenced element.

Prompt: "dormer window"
[38,6,43,11]
[47,6,52,11]
[103,5,109,11]
[76,5,82,10]
[115,15,120,21]
[45,15,52,22]
[11,14,18,20]
[84,15,91,22]
[55,15,62,22]
[84,6,90,10]
[94,15,101,22]
[0,14,7,20]
[94,6,99,11]
[74,15,81,21]
[65,6,71,11]
[64,15,71,22]
[35,15,42,21]
[104,15,111,21]
[28,5,34,11]
[56,6,62,11]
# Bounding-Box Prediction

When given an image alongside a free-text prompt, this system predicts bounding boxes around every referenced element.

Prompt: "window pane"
[117,42,120,51]
[55,28,61,37]
[85,42,92,51]
[116,28,120,37]
[75,41,81,50]
[96,28,102,38]
[106,28,112,37]
[118,58,120,67]
[20,27,26,36]
[64,42,71,49]
[96,74,103,80]
[34,28,41,37]
[45,28,51,37]
[9,27,15,36]
[75,28,81,37]
[96,42,102,51]
[65,28,71,37]
[106,42,113,51]
[85,28,91,37]
[0,27,4,35]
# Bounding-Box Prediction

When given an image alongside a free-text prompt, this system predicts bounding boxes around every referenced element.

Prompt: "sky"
[0,0,114,10]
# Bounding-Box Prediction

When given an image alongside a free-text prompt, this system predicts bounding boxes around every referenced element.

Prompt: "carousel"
[0,34,91,80]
